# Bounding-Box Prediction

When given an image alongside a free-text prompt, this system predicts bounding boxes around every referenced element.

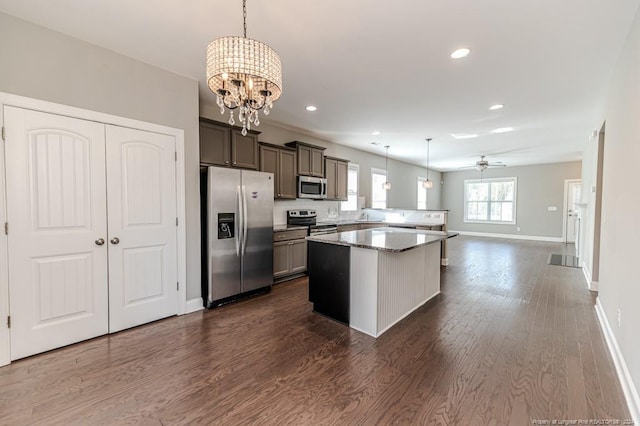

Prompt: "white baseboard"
[581,261,598,291]
[184,298,204,314]
[595,299,640,424]
[449,230,564,243]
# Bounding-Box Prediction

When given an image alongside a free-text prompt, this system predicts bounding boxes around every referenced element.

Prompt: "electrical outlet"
[617,309,622,327]
[517,227,521,232]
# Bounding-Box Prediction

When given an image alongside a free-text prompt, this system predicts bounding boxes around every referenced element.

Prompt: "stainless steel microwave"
[297,176,327,199]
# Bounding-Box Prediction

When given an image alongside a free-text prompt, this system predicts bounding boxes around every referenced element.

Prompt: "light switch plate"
[547,206,557,211]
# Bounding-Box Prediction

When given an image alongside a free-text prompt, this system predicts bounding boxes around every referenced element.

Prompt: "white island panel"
[377,243,440,336]
[349,242,441,338]
[349,248,378,336]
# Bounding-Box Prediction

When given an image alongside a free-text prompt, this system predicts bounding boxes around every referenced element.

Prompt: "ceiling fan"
[462,156,507,171]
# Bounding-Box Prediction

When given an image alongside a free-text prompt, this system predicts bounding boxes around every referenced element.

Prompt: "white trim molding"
[581,260,598,291]
[185,298,205,314]
[449,230,564,243]
[595,299,640,424]
[0,103,10,367]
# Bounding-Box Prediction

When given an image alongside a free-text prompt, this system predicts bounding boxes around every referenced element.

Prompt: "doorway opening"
[563,179,582,245]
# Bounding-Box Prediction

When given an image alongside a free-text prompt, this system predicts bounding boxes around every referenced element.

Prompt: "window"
[417,177,428,210]
[371,168,387,209]
[340,164,359,211]
[464,177,517,224]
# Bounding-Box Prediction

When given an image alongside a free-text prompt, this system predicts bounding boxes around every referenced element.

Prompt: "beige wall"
[0,13,201,299]
[586,7,640,415]
[201,105,443,211]
[442,162,582,238]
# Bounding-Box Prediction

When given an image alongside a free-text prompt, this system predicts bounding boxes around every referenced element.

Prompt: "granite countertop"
[307,228,458,253]
[320,220,445,227]
[273,224,308,232]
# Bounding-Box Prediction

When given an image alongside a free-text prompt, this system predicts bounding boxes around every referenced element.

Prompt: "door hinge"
[1,126,5,141]
[4,222,7,235]
[176,282,179,291]
[176,217,179,227]
[7,316,10,328]
[175,151,177,162]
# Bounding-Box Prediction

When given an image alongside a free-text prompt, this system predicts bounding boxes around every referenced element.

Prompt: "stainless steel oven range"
[286,209,337,235]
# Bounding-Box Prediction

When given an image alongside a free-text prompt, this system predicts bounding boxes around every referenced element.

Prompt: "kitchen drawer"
[273,229,308,242]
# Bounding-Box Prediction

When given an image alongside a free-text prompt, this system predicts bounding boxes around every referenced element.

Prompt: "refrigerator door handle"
[236,185,242,257]
[242,185,248,255]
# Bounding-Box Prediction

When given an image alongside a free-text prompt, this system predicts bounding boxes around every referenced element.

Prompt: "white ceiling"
[1,0,639,170]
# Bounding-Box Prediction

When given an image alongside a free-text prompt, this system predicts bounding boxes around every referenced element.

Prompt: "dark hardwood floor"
[0,236,632,425]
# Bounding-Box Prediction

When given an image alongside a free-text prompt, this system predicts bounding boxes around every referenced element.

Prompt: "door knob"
[95,238,105,246]
[110,237,120,245]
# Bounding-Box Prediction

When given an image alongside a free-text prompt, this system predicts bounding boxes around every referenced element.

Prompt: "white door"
[566,181,582,243]
[105,125,178,332]
[4,107,109,360]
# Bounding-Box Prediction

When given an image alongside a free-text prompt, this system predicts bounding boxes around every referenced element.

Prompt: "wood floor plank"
[0,237,632,425]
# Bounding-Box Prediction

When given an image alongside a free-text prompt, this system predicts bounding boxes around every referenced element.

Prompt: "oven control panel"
[287,209,317,218]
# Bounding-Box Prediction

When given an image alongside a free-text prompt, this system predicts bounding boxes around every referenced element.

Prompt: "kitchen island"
[307,228,455,338]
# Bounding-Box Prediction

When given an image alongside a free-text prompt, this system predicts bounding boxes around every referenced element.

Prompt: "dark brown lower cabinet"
[273,229,308,281]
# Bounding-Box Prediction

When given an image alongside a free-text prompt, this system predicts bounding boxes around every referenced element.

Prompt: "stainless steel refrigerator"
[204,167,274,307]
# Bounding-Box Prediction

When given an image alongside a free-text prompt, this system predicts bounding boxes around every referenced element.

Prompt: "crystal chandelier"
[383,145,391,190]
[422,138,434,189]
[206,0,283,136]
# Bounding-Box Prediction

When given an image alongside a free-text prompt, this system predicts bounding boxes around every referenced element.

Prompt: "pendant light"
[382,145,391,190]
[206,0,283,136]
[422,138,434,189]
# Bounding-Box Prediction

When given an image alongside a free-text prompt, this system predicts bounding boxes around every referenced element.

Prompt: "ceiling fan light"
[476,164,488,172]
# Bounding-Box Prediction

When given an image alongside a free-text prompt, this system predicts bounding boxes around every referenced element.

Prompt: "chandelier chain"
[243,0,247,38]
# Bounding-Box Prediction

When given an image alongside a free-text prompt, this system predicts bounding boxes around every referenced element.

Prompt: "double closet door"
[4,107,178,360]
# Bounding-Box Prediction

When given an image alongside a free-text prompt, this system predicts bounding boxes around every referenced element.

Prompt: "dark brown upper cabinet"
[200,118,259,170]
[285,141,325,177]
[325,156,349,201]
[259,143,297,199]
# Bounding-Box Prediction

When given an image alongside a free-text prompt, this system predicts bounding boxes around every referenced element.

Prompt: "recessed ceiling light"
[489,104,504,110]
[451,133,478,139]
[450,48,470,59]
[491,127,514,134]
[305,105,317,111]
[371,131,380,136]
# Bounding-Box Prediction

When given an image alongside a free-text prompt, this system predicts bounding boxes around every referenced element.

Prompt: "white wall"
[201,105,443,211]
[442,162,582,239]
[584,7,640,419]
[0,13,201,299]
